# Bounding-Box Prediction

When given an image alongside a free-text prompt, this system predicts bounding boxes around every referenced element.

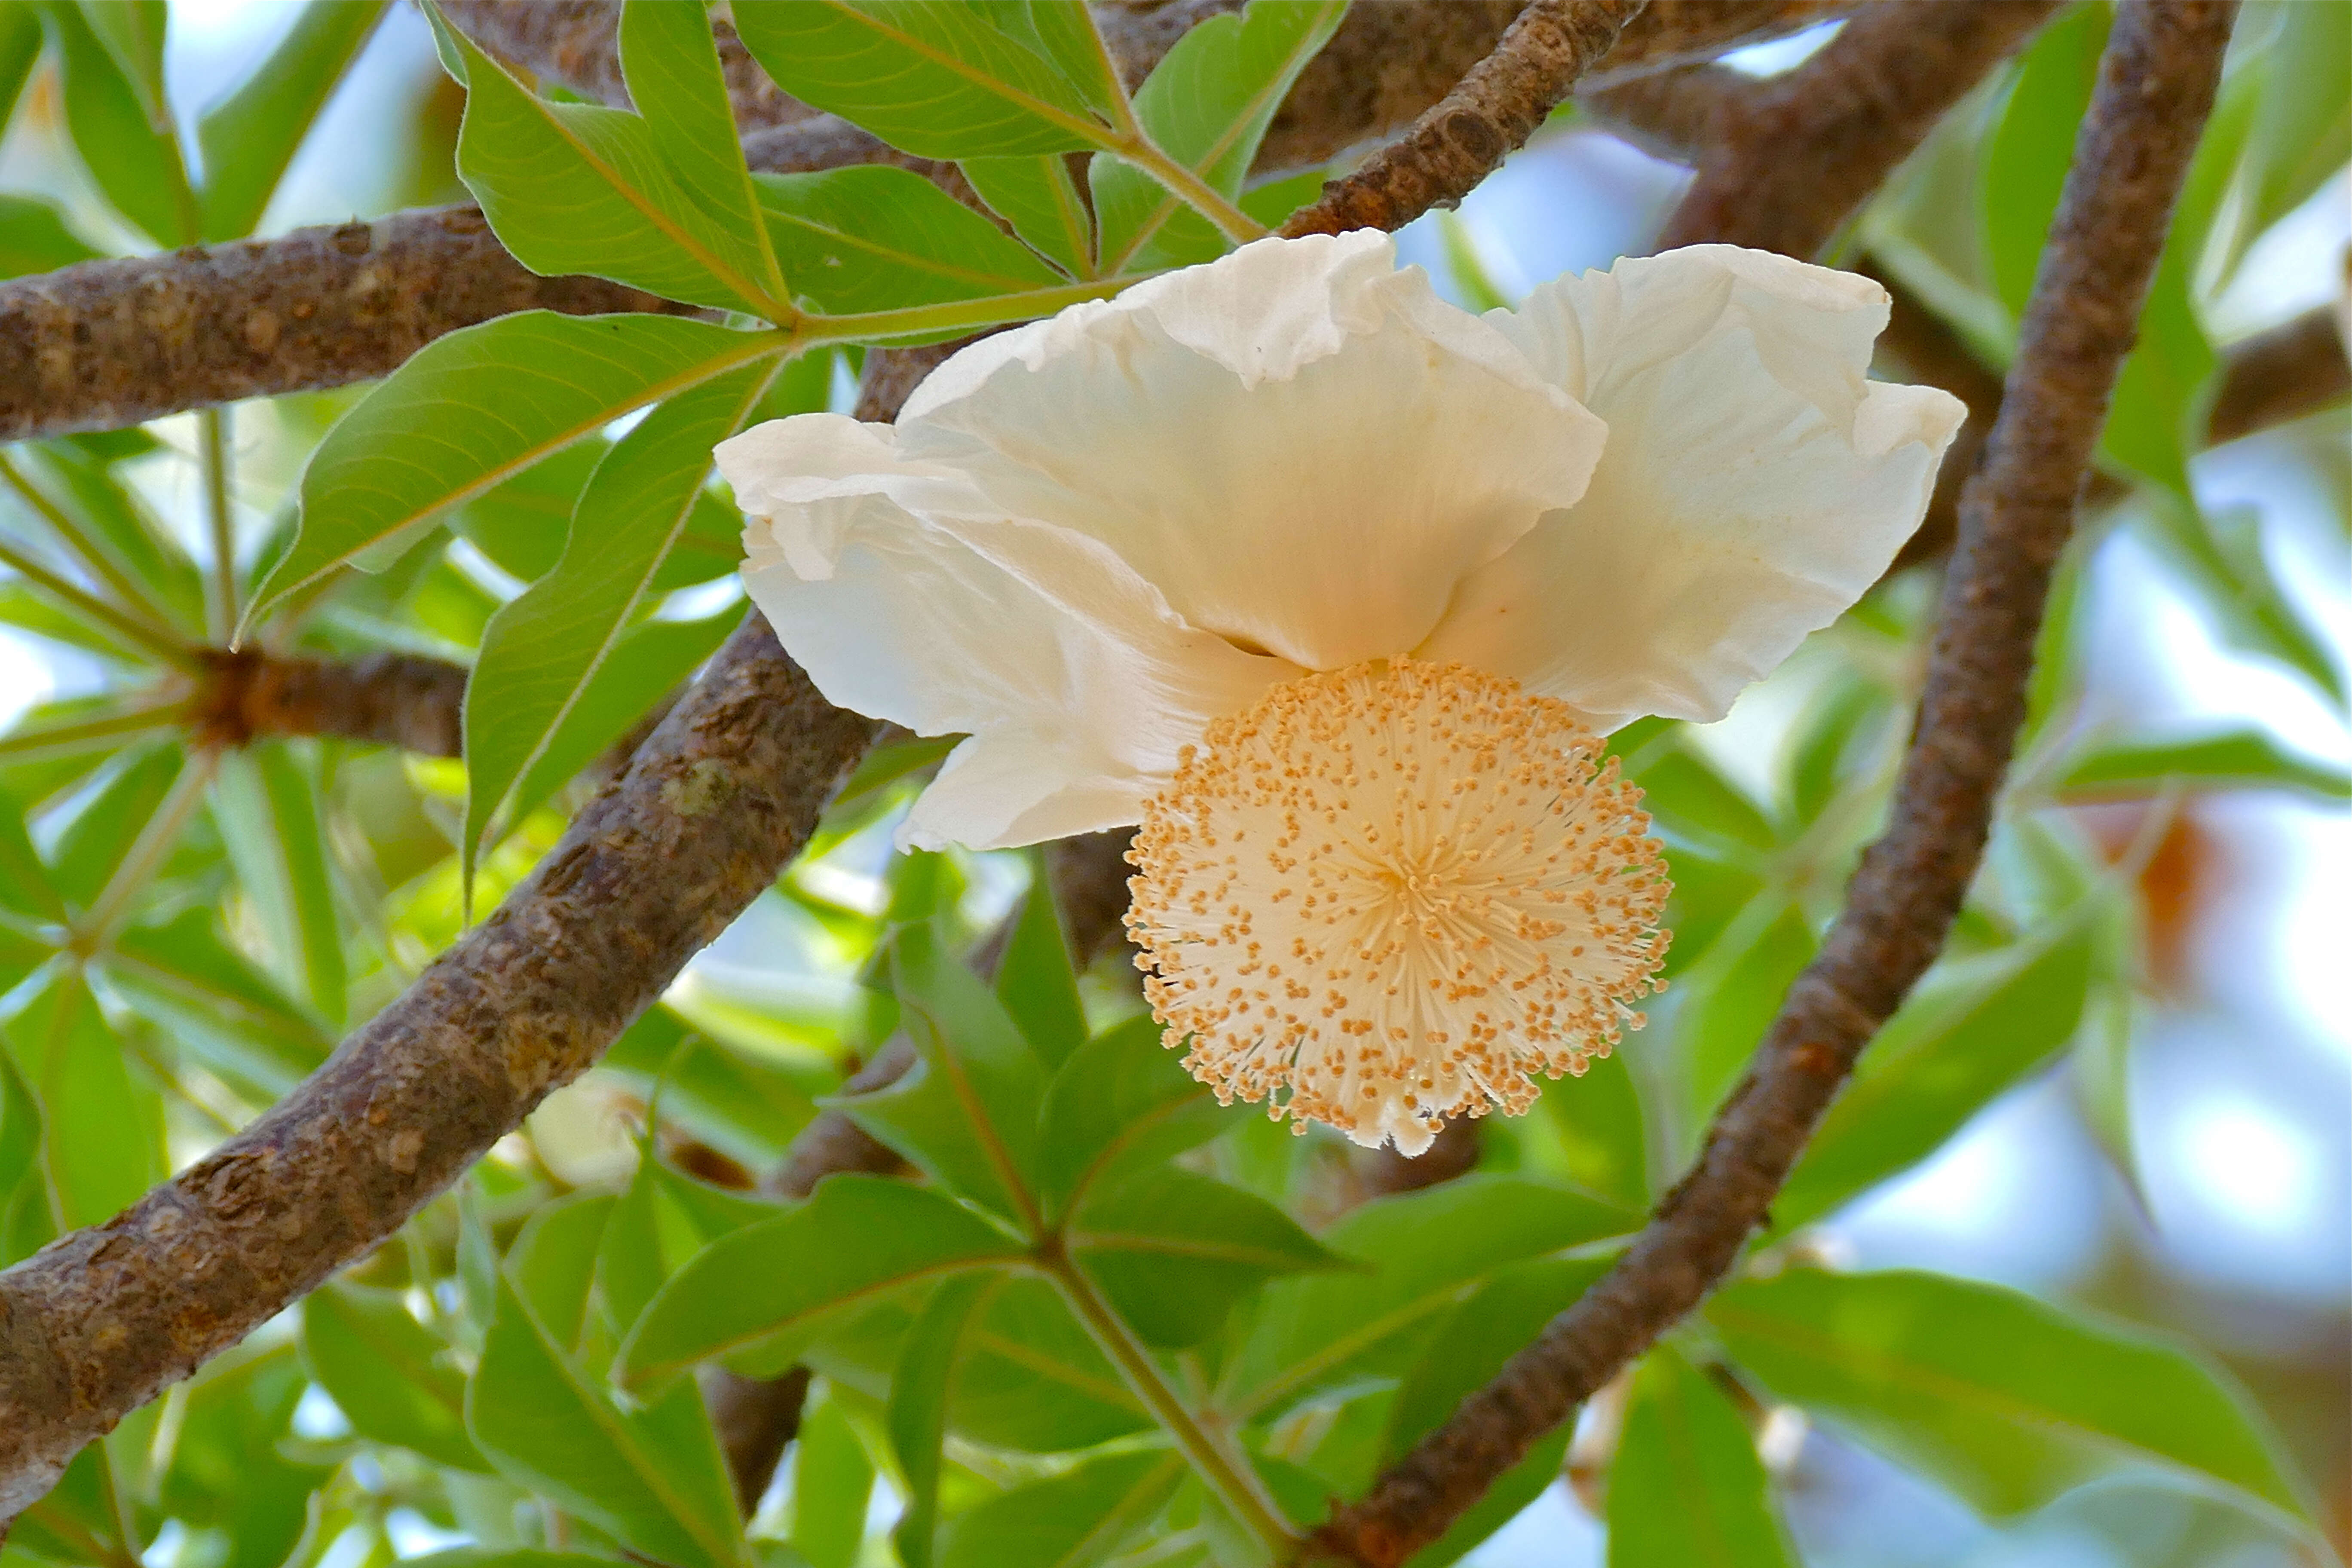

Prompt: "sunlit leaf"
[1608,1345,1797,1568]
[197,0,389,240]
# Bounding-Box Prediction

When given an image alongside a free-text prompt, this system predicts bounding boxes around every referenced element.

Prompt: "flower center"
[1126,659,1671,1156]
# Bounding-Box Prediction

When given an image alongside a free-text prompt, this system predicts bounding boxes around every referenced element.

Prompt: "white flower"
[718,234,1965,1155]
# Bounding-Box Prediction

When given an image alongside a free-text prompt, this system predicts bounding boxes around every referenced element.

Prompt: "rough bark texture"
[0,617,875,1516]
[0,208,687,443]
[1281,0,1649,238]
[1656,0,2064,255]
[1306,6,2237,1562]
[190,649,471,758]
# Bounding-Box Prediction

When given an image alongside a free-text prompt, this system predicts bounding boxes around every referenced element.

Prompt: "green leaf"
[463,358,780,874]
[0,4,42,133]
[1709,1268,2314,1525]
[43,0,193,245]
[1983,4,2106,321]
[1089,0,1345,273]
[510,607,737,815]
[1608,1345,1797,1568]
[468,1271,747,1568]
[1229,1174,1637,1418]
[507,1192,617,1357]
[888,1272,996,1568]
[1633,744,1779,863]
[994,882,1087,1070]
[808,1271,1150,1453]
[790,1391,873,1568]
[156,1344,335,1568]
[0,194,101,279]
[1070,1165,1344,1348]
[2136,496,2343,701]
[2057,726,2352,805]
[755,165,1066,318]
[3,971,161,1230]
[936,1449,1187,1568]
[43,741,180,905]
[0,1052,41,1236]
[730,1,1113,159]
[839,925,1046,1225]
[211,744,346,1024]
[441,17,782,315]
[104,907,333,1097]
[299,1282,487,1471]
[257,311,774,617]
[621,1174,1022,1381]
[1773,913,2100,1231]
[2216,0,2351,278]
[619,0,783,300]
[1384,1258,1606,1568]
[1681,898,1817,1126]
[0,784,64,923]
[1534,1041,1648,1212]
[1036,1012,1227,1220]
[961,154,1093,275]
[196,0,388,240]
[76,0,166,126]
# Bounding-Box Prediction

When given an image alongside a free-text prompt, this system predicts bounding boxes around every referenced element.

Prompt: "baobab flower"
[717,235,1965,1155]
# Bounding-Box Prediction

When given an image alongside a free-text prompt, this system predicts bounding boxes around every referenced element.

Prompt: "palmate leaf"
[731,0,1117,159]
[1035,1013,1227,1221]
[211,744,346,1025]
[992,882,1087,1070]
[104,906,333,1098]
[2,971,162,1231]
[1089,0,1346,273]
[0,194,101,279]
[1608,1345,1797,1568]
[462,358,781,879]
[755,165,1068,317]
[1068,1165,1344,1348]
[252,311,778,619]
[469,1272,747,1568]
[1225,1175,1638,1420]
[437,12,783,316]
[1710,1268,2316,1528]
[618,0,783,303]
[620,1175,1023,1382]
[195,0,388,240]
[792,1391,875,1568]
[962,153,1095,276]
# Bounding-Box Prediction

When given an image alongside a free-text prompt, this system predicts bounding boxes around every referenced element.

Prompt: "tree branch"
[1280,0,1648,238]
[1305,5,2236,1561]
[189,648,469,757]
[0,616,876,1516]
[435,0,817,131]
[1654,0,2064,255]
[0,1,1859,444]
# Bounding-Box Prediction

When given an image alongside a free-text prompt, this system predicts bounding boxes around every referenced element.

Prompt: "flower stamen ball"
[1125,659,1669,1157]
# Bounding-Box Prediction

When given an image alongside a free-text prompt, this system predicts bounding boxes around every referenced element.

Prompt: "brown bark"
[1655,0,2064,255]
[0,616,876,1515]
[190,648,470,758]
[2207,305,2352,445]
[1280,0,1649,239]
[1306,5,2237,1561]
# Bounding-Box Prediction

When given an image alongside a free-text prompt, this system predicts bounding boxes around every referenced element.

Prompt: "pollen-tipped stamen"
[1125,659,1671,1156]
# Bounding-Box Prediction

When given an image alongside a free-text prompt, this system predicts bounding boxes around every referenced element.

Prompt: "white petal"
[1421,245,1968,726]
[719,418,1290,851]
[894,233,1606,671]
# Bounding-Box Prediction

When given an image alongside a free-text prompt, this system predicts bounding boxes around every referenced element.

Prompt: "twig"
[0,616,876,1516]
[1654,0,2064,256]
[1280,0,1649,238]
[2207,305,2352,445]
[1305,6,2236,1562]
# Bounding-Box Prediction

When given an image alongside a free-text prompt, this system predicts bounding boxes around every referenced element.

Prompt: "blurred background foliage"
[0,3,2344,1567]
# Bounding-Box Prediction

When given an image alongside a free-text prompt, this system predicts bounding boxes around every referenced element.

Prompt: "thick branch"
[0,617,875,1515]
[1308,5,2236,1562]
[190,648,469,757]
[1654,0,2064,255]
[1281,0,1648,238]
